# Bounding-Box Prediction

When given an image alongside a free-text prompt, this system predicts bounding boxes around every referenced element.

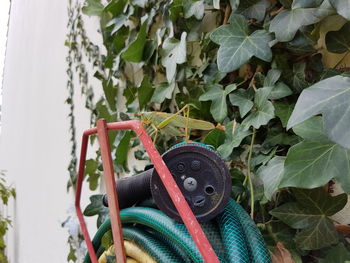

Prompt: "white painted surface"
[0,0,102,262]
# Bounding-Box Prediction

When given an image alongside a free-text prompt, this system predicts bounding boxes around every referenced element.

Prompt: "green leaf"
[217,121,251,158]
[183,0,205,19]
[229,88,254,118]
[204,129,226,149]
[241,88,275,129]
[326,22,350,53]
[262,221,296,249]
[85,159,100,191]
[284,25,318,54]
[161,32,187,82]
[329,0,350,20]
[287,75,350,149]
[151,82,175,104]
[274,101,295,127]
[82,0,104,16]
[121,17,148,62]
[319,243,350,263]
[210,14,272,72]
[293,218,338,250]
[257,69,292,100]
[288,62,309,92]
[257,156,285,200]
[107,15,128,35]
[280,117,350,193]
[83,195,109,227]
[115,131,132,169]
[213,0,220,9]
[102,79,117,111]
[199,84,237,122]
[292,117,329,142]
[269,0,334,42]
[270,188,347,250]
[138,76,154,110]
[236,0,270,22]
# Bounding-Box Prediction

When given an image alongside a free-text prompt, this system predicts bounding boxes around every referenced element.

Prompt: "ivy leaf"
[151,82,175,104]
[257,69,292,100]
[280,117,350,193]
[217,121,251,158]
[326,22,350,53]
[115,131,132,170]
[284,25,318,54]
[274,101,295,127]
[287,75,350,149]
[292,117,330,142]
[161,32,187,82]
[83,195,109,227]
[269,0,334,42]
[106,14,128,35]
[210,14,272,72]
[213,0,220,9]
[199,84,237,122]
[204,129,226,149]
[262,222,295,249]
[294,218,338,250]
[85,159,100,191]
[257,156,285,200]
[102,78,118,111]
[288,62,309,92]
[121,16,148,62]
[236,0,270,22]
[82,0,104,16]
[319,243,350,263]
[138,76,154,110]
[183,0,205,19]
[329,0,350,20]
[229,88,254,118]
[270,188,347,250]
[241,88,275,129]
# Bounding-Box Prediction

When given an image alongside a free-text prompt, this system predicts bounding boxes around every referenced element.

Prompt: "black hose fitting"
[102,168,153,209]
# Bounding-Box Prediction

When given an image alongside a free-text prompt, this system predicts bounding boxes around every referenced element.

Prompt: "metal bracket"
[75,119,220,263]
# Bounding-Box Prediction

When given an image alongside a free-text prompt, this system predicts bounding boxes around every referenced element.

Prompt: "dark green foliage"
[66,0,350,261]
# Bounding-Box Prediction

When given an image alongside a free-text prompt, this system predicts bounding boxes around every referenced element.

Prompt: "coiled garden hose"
[85,199,271,263]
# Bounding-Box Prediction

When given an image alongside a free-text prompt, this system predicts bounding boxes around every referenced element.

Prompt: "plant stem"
[247,128,256,219]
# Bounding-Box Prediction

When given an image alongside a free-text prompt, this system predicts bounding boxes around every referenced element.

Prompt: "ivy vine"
[66,0,350,261]
[0,171,16,263]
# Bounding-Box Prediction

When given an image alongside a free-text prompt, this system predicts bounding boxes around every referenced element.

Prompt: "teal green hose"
[85,199,271,263]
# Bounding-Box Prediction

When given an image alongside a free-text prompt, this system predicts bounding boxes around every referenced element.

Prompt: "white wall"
[0,0,101,262]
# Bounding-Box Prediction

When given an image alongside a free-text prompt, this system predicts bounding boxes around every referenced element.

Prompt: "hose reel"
[103,143,231,223]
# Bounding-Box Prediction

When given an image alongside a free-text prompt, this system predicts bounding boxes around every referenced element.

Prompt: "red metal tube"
[75,128,99,263]
[97,120,126,263]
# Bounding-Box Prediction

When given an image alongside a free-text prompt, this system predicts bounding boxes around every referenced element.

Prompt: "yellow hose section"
[98,240,156,263]
[126,258,139,263]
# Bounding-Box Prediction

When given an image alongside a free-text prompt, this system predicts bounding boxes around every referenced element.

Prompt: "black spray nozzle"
[102,168,153,209]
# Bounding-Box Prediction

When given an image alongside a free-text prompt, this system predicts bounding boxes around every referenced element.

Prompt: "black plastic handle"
[102,168,153,209]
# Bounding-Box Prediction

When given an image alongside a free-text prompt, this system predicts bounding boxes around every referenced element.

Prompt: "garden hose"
[98,241,155,263]
[85,199,271,263]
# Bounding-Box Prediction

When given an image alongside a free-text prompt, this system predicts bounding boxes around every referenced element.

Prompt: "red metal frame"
[75,119,220,263]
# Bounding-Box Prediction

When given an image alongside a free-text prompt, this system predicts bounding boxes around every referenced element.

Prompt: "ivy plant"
[65,0,350,261]
[0,171,15,263]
